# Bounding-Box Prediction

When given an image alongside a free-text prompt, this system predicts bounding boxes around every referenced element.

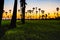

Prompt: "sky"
[4,0,60,12]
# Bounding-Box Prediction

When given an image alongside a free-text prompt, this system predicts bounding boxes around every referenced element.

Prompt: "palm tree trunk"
[0,0,4,38]
[0,0,4,27]
[39,11,40,19]
[10,0,17,28]
[21,7,25,24]
[20,0,26,24]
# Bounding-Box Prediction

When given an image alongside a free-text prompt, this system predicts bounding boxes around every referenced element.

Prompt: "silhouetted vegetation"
[20,0,26,24]
[0,0,5,38]
[10,0,17,28]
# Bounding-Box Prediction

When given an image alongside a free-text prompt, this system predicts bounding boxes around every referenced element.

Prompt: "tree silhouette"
[36,7,38,19]
[38,8,41,19]
[5,12,8,15]
[32,7,35,19]
[48,13,50,19]
[33,7,35,12]
[41,10,45,19]
[56,7,59,17]
[10,0,17,28]
[45,14,47,19]
[0,0,4,38]
[20,0,26,24]
[5,12,8,19]
[9,10,11,13]
[25,12,27,19]
[36,11,38,19]
[27,10,32,19]
[18,9,20,13]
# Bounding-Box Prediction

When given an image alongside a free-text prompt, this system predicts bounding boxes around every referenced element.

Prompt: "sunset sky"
[4,0,60,12]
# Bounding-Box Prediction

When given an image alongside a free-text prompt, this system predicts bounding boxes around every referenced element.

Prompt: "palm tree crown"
[56,7,59,11]
[41,10,45,14]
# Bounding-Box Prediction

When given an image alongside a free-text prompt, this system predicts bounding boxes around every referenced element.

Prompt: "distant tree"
[36,7,37,13]
[5,12,8,19]
[9,10,11,13]
[0,0,4,38]
[5,12,8,15]
[38,8,41,13]
[38,8,41,19]
[48,13,50,19]
[41,10,45,19]
[36,11,38,19]
[25,12,27,19]
[20,0,26,24]
[18,9,20,13]
[32,7,35,13]
[45,14,47,19]
[10,0,17,28]
[32,7,35,19]
[56,7,59,17]
[27,10,32,19]
[36,7,38,19]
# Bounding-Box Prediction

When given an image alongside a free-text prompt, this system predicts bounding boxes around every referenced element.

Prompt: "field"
[0,20,60,40]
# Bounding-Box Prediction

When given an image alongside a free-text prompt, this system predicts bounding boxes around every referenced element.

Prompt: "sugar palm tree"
[18,9,20,13]
[27,10,32,19]
[25,12,27,19]
[41,10,45,19]
[5,12,8,15]
[32,7,35,13]
[32,7,35,19]
[45,14,47,19]
[9,10,11,13]
[0,0,4,26]
[0,0,4,38]
[20,0,26,24]
[56,7,59,17]
[38,8,41,19]
[5,12,8,19]
[48,13,50,19]
[36,7,38,19]
[36,11,38,19]
[10,0,17,28]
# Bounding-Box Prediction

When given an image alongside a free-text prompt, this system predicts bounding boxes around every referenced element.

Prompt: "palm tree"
[38,8,41,19]
[36,11,38,19]
[18,9,20,13]
[9,10,12,19]
[41,10,45,19]
[32,7,35,13]
[9,10,11,13]
[32,7,35,19]
[25,12,27,19]
[36,7,38,19]
[56,7,59,17]
[20,0,26,24]
[0,0,4,38]
[5,12,8,19]
[27,10,32,19]
[10,0,17,28]
[45,14,47,19]
[5,12,8,15]
[0,0,4,26]
[48,13,50,19]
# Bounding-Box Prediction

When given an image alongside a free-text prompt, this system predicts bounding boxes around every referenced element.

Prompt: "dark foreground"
[0,20,60,40]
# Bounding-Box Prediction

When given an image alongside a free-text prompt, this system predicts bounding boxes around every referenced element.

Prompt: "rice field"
[0,20,60,40]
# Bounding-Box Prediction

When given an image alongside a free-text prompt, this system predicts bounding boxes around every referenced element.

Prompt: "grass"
[0,20,60,40]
